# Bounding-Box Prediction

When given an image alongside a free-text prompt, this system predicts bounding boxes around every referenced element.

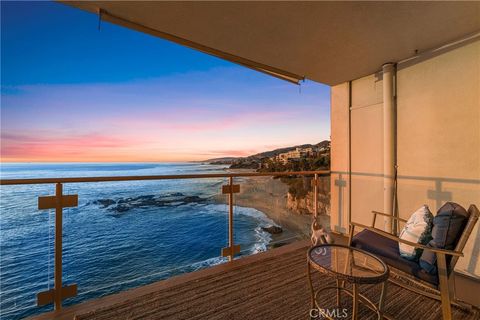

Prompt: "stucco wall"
[330,83,350,234]
[330,40,480,278]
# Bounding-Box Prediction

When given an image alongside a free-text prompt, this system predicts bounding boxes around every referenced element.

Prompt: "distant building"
[273,147,314,164]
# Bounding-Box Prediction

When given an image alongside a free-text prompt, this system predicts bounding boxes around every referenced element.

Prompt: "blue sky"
[1,1,330,162]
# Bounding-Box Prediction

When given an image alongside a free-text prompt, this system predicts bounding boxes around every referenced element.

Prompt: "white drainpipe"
[382,63,395,233]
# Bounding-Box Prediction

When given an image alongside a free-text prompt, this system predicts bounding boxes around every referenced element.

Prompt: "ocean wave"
[251,226,272,254]
[199,204,278,255]
[203,204,279,228]
[233,206,278,226]
[188,256,227,271]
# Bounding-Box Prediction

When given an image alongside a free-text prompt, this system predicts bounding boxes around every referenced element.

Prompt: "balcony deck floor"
[31,240,478,320]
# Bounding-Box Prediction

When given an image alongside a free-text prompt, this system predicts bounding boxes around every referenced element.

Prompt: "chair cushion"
[352,229,439,286]
[398,205,433,260]
[419,202,469,274]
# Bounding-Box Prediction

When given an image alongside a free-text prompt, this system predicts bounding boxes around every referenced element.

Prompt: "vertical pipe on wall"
[382,63,395,233]
[392,67,399,236]
[348,81,352,230]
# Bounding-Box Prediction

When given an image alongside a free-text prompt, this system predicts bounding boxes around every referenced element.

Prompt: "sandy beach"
[213,169,331,247]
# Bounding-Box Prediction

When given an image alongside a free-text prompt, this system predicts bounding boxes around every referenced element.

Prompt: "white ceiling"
[64,1,480,85]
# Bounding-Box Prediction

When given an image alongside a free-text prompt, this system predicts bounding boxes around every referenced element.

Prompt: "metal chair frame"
[348,205,479,320]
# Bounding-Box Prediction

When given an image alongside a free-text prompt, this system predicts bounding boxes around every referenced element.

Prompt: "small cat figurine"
[311,220,334,246]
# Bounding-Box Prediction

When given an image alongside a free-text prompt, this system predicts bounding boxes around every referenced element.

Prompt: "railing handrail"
[0,170,330,185]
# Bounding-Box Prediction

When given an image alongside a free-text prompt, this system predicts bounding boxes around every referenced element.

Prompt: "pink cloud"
[1,132,140,161]
[2,133,131,148]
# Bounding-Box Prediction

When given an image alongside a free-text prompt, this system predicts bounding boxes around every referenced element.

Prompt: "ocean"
[0,162,280,319]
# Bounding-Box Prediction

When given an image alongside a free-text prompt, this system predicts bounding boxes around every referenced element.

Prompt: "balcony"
[28,239,478,320]
[1,171,479,319]
[1,170,330,319]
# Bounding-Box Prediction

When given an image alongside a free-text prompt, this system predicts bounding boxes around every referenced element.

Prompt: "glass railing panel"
[60,178,229,309]
[231,172,331,257]
[312,174,331,229]
[0,184,55,319]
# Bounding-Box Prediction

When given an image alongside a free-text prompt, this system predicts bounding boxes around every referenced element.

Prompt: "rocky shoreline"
[88,169,331,248]
[213,170,331,247]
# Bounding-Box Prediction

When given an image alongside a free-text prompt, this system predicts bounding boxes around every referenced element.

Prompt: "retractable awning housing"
[63,1,480,85]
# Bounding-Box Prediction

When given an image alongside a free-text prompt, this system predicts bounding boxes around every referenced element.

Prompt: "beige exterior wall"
[330,40,480,278]
[350,75,385,228]
[330,83,350,234]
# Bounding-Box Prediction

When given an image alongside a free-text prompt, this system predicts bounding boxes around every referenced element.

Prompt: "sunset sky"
[1,1,330,162]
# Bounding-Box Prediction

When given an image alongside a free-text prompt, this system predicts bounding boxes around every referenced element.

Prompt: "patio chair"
[347,204,479,320]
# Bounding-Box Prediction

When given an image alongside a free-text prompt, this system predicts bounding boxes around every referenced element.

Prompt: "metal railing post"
[228,177,234,261]
[54,183,63,310]
[221,176,241,261]
[37,183,78,309]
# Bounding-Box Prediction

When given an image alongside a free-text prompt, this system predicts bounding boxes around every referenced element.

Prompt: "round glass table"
[307,244,389,320]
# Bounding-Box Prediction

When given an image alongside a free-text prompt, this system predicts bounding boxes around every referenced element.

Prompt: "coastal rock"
[114,204,130,212]
[94,199,115,208]
[181,196,204,204]
[93,194,209,214]
[262,225,283,234]
[169,192,184,197]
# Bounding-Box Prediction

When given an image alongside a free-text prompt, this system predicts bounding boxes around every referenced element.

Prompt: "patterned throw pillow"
[398,205,434,260]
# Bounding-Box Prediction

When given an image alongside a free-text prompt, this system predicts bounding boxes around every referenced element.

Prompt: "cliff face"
[286,178,330,216]
[212,173,331,235]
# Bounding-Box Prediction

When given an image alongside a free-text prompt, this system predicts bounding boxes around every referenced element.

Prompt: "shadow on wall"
[331,170,480,275]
